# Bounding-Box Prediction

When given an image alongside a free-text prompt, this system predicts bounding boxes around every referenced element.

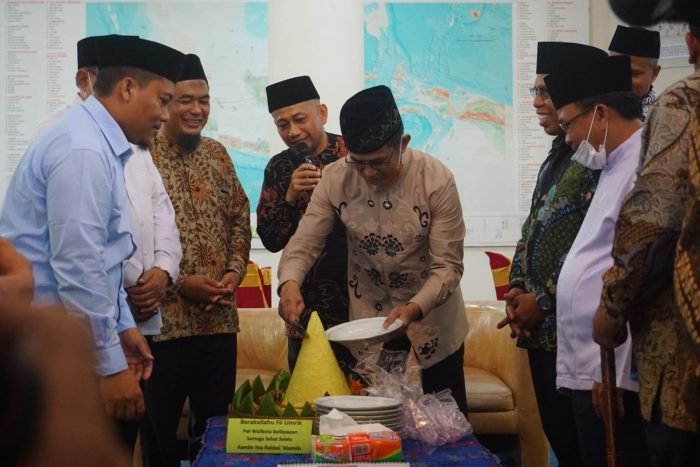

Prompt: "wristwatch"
[536,293,553,313]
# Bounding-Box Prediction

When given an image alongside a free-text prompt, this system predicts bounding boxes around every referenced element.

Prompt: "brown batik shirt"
[150,132,251,341]
[599,70,700,431]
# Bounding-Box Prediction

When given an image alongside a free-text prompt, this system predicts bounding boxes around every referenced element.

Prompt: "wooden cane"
[601,347,620,467]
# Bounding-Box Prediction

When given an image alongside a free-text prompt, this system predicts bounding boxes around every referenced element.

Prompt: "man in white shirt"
[32,34,183,454]
[545,55,650,466]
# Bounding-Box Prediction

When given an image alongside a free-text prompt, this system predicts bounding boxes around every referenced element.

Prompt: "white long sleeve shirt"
[556,128,642,392]
[123,144,182,335]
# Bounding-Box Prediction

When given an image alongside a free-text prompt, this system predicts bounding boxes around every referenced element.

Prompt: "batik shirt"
[279,148,468,370]
[509,135,600,352]
[675,99,700,351]
[600,70,700,430]
[257,134,349,335]
[150,133,251,341]
[642,85,657,120]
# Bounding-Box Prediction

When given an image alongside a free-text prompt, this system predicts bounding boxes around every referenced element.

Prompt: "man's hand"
[204,271,241,311]
[385,302,423,329]
[179,275,234,310]
[509,293,546,337]
[497,287,524,334]
[125,267,170,319]
[98,370,145,421]
[119,327,154,381]
[591,381,625,418]
[284,164,321,204]
[593,305,628,349]
[0,238,34,311]
[278,280,305,324]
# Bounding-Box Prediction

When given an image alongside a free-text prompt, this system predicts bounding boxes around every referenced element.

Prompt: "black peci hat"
[544,55,632,109]
[96,35,185,84]
[339,85,404,154]
[266,76,320,113]
[608,25,661,58]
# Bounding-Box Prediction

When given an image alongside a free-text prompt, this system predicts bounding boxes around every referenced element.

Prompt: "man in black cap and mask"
[594,19,700,466]
[501,41,607,467]
[0,35,185,423]
[33,35,105,137]
[278,85,469,417]
[147,54,251,465]
[258,76,352,373]
[609,25,662,118]
[547,55,650,466]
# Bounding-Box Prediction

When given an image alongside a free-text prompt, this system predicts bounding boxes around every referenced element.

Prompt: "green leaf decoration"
[251,375,266,401]
[238,391,255,415]
[281,402,299,418]
[265,372,280,394]
[257,392,280,417]
[278,370,292,391]
[299,401,315,418]
[233,380,252,412]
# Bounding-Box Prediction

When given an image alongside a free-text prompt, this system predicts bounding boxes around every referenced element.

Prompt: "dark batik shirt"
[257,133,349,335]
[510,134,600,352]
[601,71,700,430]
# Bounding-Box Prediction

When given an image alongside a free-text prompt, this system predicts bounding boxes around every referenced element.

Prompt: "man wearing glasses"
[278,85,469,417]
[501,42,606,467]
[547,55,650,466]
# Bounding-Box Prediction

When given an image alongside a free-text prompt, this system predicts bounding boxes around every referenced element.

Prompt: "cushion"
[465,366,514,412]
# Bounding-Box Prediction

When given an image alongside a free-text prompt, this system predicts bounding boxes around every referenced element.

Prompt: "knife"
[286,318,310,338]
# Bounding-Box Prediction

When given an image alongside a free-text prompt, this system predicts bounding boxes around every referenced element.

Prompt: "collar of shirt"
[81,95,132,160]
[604,127,643,170]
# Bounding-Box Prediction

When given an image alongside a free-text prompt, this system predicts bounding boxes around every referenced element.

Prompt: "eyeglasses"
[558,107,593,133]
[528,87,549,99]
[346,146,400,170]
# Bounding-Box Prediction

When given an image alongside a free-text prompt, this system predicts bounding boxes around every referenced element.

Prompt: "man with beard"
[500,41,606,467]
[146,54,251,466]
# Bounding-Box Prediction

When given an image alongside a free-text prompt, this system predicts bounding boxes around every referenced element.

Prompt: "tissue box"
[311,431,403,463]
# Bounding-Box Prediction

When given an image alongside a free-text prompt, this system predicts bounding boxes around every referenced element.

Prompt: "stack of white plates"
[314,395,405,436]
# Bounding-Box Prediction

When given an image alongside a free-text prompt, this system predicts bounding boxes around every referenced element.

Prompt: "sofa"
[226,301,548,466]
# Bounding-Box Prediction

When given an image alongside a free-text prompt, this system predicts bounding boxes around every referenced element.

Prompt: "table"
[193,417,500,466]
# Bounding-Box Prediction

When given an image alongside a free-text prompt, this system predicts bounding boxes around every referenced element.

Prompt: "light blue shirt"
[0,96,136,376]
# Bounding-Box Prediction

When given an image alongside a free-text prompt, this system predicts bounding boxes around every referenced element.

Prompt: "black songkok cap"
[266,76,320,113]
[544,55,632,109]
[609,25,661,58]
[608,0,700,26]
[77,36,101,69]
[96,35,185,84]
[78,34,139,69]
[340,85,404,154]
[536,42,608,74]
[178,54,207,83]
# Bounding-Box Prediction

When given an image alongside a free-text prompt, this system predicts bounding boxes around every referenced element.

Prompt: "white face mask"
[571,106,608,170]
[79,72,94,101]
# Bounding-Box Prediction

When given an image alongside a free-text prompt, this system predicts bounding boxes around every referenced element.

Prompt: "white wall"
[253,0,696,307]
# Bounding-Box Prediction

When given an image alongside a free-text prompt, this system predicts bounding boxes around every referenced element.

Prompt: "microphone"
[291,142,313,167]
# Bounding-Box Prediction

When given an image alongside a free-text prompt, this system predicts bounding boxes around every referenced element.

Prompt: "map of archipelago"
[86,1,515,243]
[87,1,270,212]
[365,2,515,242]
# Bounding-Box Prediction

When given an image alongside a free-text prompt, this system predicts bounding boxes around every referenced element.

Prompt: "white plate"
[315,395,402,410]
[325,318,403,346]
